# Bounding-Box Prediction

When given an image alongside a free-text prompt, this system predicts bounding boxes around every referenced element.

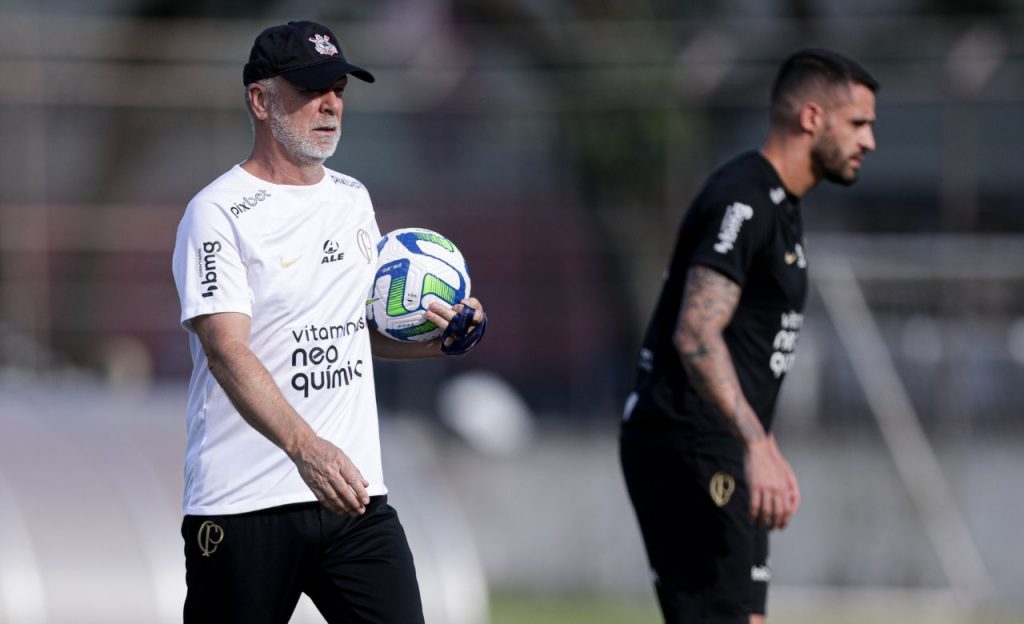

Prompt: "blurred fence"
[2,9,1024,426]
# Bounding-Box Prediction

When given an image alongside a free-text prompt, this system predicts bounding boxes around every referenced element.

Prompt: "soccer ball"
[367,228,471,342]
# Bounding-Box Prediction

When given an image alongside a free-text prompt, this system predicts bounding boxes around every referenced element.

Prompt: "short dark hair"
[770,48,879,124]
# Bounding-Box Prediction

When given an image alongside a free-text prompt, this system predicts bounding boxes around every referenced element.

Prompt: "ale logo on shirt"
[709,471,736,507]
[322,239,345,264]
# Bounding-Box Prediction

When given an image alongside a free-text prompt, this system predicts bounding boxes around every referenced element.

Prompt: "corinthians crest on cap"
[243,21,375,88]
[309,34,339,56]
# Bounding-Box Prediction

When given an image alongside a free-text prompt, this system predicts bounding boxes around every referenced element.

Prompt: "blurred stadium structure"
[2,1,1024,622]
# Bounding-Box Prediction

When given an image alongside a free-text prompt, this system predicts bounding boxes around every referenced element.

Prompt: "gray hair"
[244,78,278,131]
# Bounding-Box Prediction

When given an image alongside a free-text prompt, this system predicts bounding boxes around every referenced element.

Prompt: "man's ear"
[798,101,825,135]
[248,84,270,121]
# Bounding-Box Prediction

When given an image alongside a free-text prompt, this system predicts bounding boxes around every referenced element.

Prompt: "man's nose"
[862,127,876,152]
[321,90,343,114]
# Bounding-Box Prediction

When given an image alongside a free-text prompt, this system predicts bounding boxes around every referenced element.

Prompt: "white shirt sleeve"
[172,199,252,329]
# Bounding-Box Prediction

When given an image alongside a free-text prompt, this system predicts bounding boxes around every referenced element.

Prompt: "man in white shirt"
[171,20,486,624]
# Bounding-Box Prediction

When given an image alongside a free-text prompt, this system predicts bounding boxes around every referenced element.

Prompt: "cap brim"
[280,61,375,90]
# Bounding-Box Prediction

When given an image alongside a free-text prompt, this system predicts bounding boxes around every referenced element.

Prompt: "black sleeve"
[689,199,773,287]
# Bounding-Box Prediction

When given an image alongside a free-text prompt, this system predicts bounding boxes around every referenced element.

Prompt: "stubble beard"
[811,126,858,187]
[267,96,341,165]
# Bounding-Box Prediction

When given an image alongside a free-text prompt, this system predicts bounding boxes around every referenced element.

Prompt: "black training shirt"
[624,151,808,457]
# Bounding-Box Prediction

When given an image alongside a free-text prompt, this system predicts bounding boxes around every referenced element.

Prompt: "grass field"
[489,593,1024,624]
[490,594,659,624]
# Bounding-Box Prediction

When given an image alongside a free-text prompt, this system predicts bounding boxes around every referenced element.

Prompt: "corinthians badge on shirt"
[356,229,373,263]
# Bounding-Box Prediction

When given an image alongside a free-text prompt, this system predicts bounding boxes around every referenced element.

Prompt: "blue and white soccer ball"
[367,228,471,342]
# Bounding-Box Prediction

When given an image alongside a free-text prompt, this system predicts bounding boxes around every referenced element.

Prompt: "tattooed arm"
[673,266,764,444]
[673,265,800,529]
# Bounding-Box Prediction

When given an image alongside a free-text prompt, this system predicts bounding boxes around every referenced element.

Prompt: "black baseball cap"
[243,21,375,89]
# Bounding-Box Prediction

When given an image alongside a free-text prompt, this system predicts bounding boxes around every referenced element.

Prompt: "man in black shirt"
[620,49,879,623]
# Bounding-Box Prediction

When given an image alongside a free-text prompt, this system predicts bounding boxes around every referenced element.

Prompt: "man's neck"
[760,134,818,198]
[241,146,325,186]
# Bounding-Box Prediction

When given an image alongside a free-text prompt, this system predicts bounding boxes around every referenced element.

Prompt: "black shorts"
[182,496,424,624]
[620,429,769,624]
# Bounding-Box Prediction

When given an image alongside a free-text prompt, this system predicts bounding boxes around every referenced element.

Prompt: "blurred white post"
[0,472,47,623]
[814,257,994,608]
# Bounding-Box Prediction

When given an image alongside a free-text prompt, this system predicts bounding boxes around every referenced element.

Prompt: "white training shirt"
[172,164,385,516]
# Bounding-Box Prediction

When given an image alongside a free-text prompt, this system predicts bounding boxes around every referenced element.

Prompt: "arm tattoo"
[675,266,766,443]
[678,267,740,363]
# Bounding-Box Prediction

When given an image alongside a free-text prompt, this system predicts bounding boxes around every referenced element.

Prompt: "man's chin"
[298,145,339,163]
[314,140,340,159]
[824,168,858,187]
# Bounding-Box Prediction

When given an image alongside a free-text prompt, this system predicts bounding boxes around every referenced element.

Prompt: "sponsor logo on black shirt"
[769,311,804,378]
[714,202,754,254]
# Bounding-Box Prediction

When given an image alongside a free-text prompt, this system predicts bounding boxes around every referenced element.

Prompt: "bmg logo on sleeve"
[197,240,222,298]
[713,202,754,254]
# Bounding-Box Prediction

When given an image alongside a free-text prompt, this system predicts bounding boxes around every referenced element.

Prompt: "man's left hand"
[425,297,487,355]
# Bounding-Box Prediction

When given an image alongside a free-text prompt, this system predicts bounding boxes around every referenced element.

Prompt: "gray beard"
[267,99,340,164]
